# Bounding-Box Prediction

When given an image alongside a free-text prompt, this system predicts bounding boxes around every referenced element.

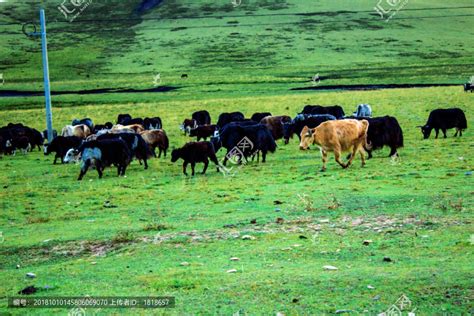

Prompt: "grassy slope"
[0,87,472,314]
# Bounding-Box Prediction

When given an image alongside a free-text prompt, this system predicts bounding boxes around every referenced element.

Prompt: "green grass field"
[0,0,473,315]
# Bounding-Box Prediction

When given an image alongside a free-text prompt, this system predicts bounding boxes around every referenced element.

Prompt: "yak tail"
[359,120,371,150]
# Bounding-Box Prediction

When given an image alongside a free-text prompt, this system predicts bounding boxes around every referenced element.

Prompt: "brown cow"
[61,124,91,139]
[260,115,292,141]
[112,124,144,134]
[140,129,169,158]
[299,119,370,171]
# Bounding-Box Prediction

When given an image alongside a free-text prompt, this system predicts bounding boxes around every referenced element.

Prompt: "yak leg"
[442,128,447,138]
[182,161,188,176]
[261,150,267,163]
[454,128,459,137]
[158,146,162,158]
[202,158,209,174]
[191,162,196,176]
[121,164,127,176]
[388,145,398,157]
[320,149,328,172]
[78,160,90,181]
[434,128,439,139]
[96,161,103,179]
[334,149,348,169]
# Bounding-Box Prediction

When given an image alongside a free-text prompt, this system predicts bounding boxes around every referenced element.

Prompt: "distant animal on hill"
[181,74,188,79]
[171,141,219,176]
[299,119,370,171]
[418,108,467,139]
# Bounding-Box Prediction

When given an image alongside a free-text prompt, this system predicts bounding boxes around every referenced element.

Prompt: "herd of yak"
[0,104,467,179]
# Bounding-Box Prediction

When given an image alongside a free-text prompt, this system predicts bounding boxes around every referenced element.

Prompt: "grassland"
[0,86,472,315]
[0,0,473,315]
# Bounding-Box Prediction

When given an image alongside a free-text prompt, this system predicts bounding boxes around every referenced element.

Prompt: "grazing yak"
[73,139,132,180]
[419,108,467,139]
[189,124,217,141]
[464,83,473,92]
[144,117,162,130]
[117,114,132,125]
[347,116,404,158]
[5,137,31,155]
[44,136,83,164]
[171,141,219,176]
[97,133,153,169]
[260,115,292,141]
[299,119,370,171]
[251,112,272,122]
[42,129,58,142]
[61,124,91,139]
[212,123,276,165]
[181,110,211,135]
[0,124,43,152]
[93,122,113,134]
[300,105,345,119]
[140,129,169,158]
[353,104,372,117]
[283,114,336,144]
[216,111,245,129]
[72,118,94,130]
[111,124,145,134]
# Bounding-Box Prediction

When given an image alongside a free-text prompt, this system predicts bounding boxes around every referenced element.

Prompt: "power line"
[0,5,473,26]
[43,13,474,34]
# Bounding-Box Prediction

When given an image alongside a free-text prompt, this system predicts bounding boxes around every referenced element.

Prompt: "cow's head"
[63,148,80,163]
[170,148,181,163]
[418,125,431,139]
[299,126,315,150]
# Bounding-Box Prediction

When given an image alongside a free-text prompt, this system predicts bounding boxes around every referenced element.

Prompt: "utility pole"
[40,9,53,143]
[24,9,53,142]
